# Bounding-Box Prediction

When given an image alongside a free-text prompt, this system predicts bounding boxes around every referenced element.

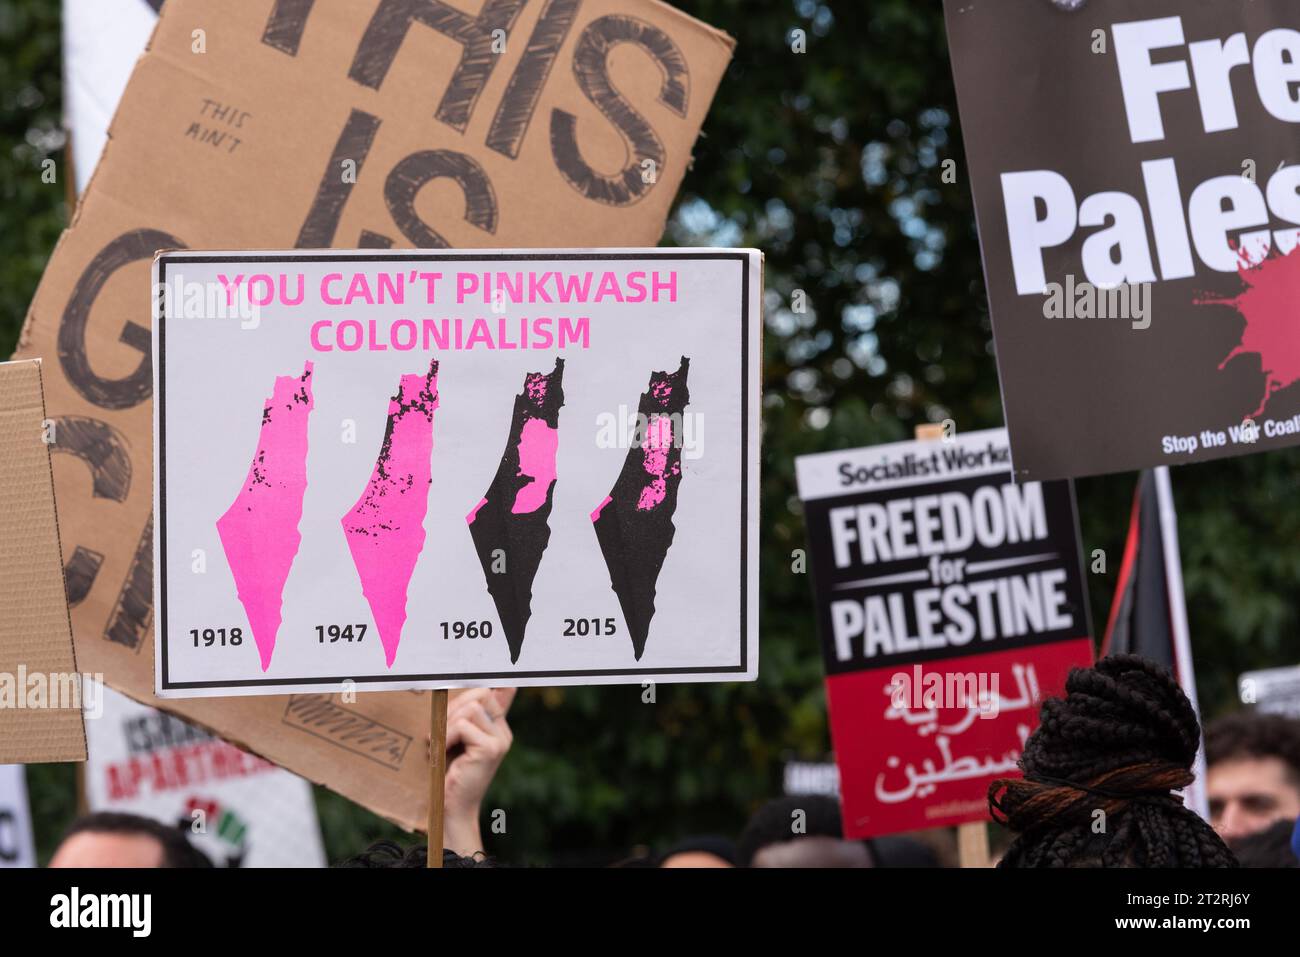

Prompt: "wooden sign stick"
[958,820,991,868]
[426,689,449,868]
[914,423,992,869]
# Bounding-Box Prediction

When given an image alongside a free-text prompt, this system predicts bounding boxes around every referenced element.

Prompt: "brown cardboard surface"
[0,360,87,764]
[14,0,731,829]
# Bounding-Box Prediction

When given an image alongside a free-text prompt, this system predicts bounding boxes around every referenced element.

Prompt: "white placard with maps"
[154,249,761,696]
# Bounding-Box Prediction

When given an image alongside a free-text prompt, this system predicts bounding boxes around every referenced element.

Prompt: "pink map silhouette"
[216,362,315,671]
[342,359,439,667]
[511,417,559,513]
[1203,245,1300,417]
[635,413,679,511]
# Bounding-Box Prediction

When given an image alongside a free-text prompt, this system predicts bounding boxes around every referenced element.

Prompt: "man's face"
[49,831,165,868]
[1207,756,1300,842]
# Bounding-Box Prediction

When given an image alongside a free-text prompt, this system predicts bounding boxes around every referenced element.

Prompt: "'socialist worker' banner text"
[153,249,760,697]
[946,0,1300,480]
[796,429,1093,838]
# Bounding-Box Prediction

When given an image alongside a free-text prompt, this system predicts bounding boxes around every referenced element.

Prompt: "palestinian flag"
[1101,467,1208,819]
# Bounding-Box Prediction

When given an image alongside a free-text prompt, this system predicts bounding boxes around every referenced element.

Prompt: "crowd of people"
[45,656,1300,868]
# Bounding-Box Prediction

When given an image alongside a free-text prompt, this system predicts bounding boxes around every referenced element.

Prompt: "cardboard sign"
[152,248,760,696]
[796,429,1093,837]
[16,0,732,824]
[945,0,1300,480]
[0,360,87,764]
[0,765,37,868]
[84,683,327,867]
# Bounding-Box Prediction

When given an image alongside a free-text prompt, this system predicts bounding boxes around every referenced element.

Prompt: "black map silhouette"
[592,358,690,660]
[467,359,565,663]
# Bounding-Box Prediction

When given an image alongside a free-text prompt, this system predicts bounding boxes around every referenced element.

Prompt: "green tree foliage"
[0,0,65,341]
[3,0,1297,866]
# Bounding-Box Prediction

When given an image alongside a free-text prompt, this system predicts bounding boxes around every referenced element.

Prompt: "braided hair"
[989,654,1237,868]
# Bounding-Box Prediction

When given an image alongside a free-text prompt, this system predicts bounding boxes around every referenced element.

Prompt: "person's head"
[334,840,492,868]
[738,795,862,867]
[989,654,1236,868]
[736,797,937,867]
[50,812,213,868]
[739,795,887,867]
[656,835,736,868]
[1227,817,1300,868]
[1205,712,1300,843]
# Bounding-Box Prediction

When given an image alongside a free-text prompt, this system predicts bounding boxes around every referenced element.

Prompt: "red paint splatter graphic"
[1201,245,1300,417]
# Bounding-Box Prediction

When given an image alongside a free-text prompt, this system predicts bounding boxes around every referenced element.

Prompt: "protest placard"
[17,0,733,825]
[153,248,761,696]
[84,683,326,867]
[1239,664,1300,719]
[945,0,1300,480]
[0,360,87,765]
[63,0,159,195]
[796,428,1094,837]
[0,765,37,868]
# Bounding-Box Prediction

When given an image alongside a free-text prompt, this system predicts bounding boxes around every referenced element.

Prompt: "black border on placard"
[158,251,751,690]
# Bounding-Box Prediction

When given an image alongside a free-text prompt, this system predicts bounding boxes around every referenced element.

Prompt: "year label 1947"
[316,624,367,643]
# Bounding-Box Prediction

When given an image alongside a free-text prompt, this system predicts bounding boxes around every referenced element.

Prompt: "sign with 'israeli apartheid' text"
[84,684,326,867]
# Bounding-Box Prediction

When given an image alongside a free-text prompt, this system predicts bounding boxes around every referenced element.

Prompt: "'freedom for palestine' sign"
[796,429,1093,838]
